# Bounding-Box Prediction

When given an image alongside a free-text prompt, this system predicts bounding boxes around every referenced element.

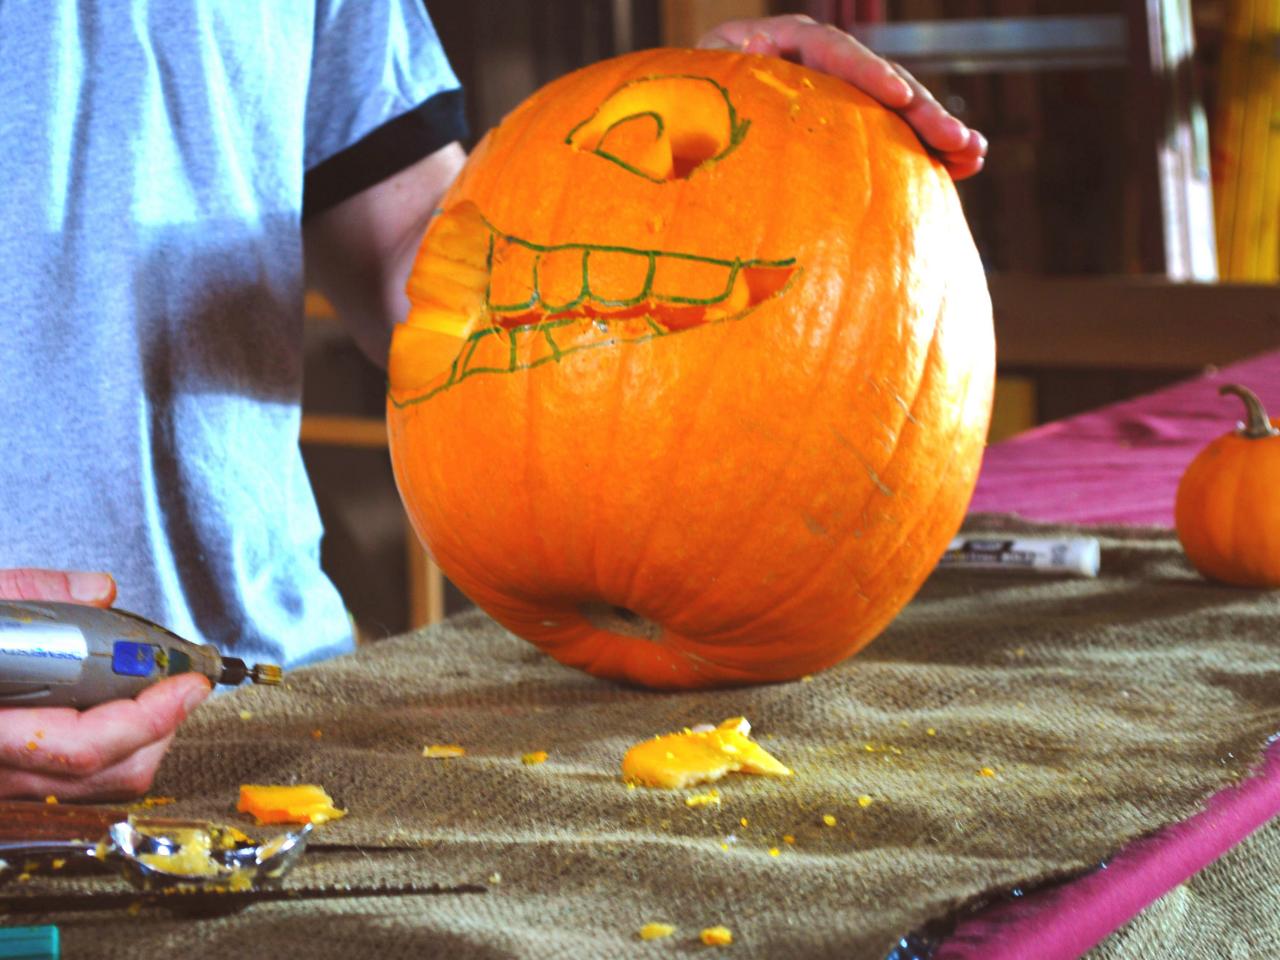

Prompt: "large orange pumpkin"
[387,48,994,689]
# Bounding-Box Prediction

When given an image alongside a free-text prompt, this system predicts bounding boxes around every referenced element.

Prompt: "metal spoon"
[0,819,312,891]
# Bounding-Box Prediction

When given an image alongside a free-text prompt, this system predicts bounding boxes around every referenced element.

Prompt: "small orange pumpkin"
[1175,384,1280,587]
[387,49,994,688]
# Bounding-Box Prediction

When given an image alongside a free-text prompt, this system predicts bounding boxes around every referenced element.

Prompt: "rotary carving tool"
[0,600,282,708]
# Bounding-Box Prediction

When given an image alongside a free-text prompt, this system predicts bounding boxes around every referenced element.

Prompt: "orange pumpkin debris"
[700,926,734,946]
[236,785,345,825]
[622,717,792,789]
[638,923,677,941]
[422,744,466,758]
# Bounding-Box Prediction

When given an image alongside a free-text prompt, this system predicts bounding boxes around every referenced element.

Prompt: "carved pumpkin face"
[388,49,994,689]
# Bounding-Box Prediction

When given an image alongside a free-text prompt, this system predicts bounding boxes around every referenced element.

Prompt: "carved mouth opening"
[389,201,798,400]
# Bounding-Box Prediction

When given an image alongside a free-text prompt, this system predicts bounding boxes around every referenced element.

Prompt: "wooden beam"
[299,415,388,449]
[990,274,1280,369]
[407,536,446,628]
[661,0,768,48]
[298,412,447,629]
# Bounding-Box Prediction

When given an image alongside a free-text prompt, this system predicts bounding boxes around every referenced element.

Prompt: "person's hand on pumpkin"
[0,568,211,801]
[698,15,987,180]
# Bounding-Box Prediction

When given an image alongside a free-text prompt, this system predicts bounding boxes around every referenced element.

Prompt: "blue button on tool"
[110,640,156,678]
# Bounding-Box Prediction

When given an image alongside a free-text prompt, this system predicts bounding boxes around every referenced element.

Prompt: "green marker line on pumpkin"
[485,216,795,313]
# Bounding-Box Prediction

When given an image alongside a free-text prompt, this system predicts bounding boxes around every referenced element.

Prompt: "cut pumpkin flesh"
[237,784,346,825]
[621,717,792,789]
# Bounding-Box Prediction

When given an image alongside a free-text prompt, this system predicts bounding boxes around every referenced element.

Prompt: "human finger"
[699,16,913,108]
[0,735,177,801]
[888,62,973,155]
[0,568,116,606]
[0,674,210,786]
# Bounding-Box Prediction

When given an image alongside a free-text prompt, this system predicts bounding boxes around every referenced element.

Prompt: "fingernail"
[68,571,114,603]
[182,680,211,715]
[937,116,968,147]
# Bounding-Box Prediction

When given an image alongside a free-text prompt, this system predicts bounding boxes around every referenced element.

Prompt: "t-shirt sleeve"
[302,0,468,219]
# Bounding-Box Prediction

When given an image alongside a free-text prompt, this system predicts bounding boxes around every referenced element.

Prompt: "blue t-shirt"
[0,1,466,667]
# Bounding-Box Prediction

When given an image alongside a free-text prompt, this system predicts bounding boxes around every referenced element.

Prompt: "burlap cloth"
[1089,816,1280,959]
[5,517,1280,958]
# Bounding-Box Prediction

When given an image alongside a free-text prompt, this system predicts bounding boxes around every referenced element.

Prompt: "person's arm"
[0,570,210,801]
[698,15,987,181]
[303,142,467,369]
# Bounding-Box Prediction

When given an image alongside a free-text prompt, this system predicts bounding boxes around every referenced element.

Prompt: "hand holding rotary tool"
[0,569,282,801]
[0,600,283,709]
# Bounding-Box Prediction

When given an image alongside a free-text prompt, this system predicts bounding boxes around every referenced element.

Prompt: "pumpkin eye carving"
[565,75,749,181]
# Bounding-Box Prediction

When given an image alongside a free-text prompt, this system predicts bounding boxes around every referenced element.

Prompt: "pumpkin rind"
[387,49,995,688]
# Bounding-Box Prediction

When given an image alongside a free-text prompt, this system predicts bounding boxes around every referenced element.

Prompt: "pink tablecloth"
[937,349,1280,959]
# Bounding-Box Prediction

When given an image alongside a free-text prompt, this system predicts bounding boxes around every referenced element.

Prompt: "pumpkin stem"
[1221,384,1279,439]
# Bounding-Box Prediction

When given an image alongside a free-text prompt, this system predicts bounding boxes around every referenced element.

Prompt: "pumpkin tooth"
[703,268,750,321]
[650,252,737,306]
[488,237,539,312]
[583,248,654,307]
[535,246,590,311]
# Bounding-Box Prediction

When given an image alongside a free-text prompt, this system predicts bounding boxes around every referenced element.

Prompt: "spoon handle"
[0,838,99,858]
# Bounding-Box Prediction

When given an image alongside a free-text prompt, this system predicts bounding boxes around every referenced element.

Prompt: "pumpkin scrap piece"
[700,926,734,946]
[134,796,176,809]
[423,744,466,758]
[685,789,721,808]
[622,717,792,789]
[236,784,345,825]
[135,827,222,877]
[638,922,677,941]
[133,824,255,891]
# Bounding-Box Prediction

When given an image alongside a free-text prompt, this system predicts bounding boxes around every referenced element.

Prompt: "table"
[4,353,1280,960]
[939,347,1280,958]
